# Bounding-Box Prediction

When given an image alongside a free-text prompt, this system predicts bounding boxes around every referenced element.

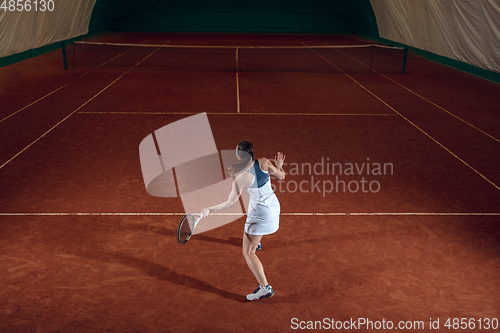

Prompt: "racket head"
[177,214,194,244]
[177,214,198,244]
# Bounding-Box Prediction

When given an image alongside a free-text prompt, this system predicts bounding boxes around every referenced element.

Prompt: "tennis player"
[200,141,286,301]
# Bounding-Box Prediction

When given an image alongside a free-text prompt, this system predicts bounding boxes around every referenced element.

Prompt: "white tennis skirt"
[245,193,280,236]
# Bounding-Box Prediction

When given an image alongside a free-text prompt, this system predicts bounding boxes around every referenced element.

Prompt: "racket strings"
[178,214,194,244]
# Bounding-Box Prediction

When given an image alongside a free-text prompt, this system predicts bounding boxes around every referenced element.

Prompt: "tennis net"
[69,41,408,74]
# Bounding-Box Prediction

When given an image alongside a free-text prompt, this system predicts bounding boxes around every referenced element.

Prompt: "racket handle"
[192,215,203,233]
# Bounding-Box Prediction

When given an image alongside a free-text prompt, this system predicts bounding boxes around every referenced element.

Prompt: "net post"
[369,44,374,74]
[402,47,408,73]
[61,41,68,70]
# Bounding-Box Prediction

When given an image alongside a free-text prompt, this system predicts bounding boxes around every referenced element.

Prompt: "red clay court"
[1,31,499,332]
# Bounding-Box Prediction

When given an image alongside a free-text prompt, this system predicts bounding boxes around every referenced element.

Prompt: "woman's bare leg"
[242,232,268,286]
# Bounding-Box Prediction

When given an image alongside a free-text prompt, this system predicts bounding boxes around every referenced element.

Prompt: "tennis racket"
[177,214,202,244]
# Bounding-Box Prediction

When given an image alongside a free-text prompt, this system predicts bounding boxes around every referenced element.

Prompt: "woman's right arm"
[200,172,252,217]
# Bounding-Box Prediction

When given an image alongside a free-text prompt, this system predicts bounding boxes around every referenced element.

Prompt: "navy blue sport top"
[250,160,270,188]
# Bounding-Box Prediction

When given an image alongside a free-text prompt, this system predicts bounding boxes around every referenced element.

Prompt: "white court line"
[303,43,500,192]
[0,84,69,123]
[322,43,500,143]
[93,42,149,70]
[0,42,168,171]
[0,212,498,216]
[380,75,500,143]
[0,77,125,170]
[0,41,151,125]
[236,74,241,113]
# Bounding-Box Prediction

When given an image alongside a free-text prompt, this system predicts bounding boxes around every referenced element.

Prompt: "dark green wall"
[89,0,379,35]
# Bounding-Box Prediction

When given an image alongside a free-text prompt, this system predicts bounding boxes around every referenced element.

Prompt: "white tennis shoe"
[246,284,274,301]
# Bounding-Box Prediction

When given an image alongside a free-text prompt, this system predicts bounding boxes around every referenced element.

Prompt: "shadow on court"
[107,252,248,303]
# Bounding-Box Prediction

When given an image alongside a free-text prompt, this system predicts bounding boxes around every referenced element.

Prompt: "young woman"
[200,141,286,301]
